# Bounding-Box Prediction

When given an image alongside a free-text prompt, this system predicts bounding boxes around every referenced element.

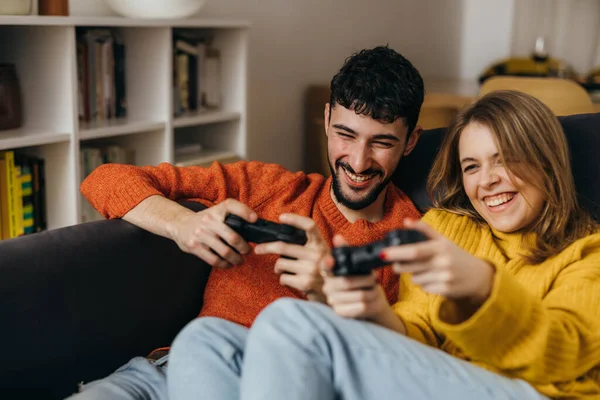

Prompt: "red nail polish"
[379,251,386,261]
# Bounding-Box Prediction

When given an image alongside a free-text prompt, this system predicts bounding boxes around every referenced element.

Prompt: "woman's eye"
[463,165,476,173]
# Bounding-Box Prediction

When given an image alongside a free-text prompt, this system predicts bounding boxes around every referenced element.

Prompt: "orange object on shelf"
[38,0,69,16]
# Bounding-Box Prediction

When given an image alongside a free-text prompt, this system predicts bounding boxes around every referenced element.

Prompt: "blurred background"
[65,0,599,172]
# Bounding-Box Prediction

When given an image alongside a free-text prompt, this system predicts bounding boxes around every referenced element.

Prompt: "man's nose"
[347,144,372,174]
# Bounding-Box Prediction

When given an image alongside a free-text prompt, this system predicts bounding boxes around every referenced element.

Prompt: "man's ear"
[323,103,330,136]
[403,125,422,156]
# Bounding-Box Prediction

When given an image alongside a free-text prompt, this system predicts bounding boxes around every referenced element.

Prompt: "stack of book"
[173,32,221,116]
[0,151,47,240]
[76,28,127,123]
[80,145,135,222]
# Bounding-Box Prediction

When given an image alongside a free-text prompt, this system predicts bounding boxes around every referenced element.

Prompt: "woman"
[168,91,600,399]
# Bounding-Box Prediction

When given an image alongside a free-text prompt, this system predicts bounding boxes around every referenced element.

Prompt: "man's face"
[325,103,419,210]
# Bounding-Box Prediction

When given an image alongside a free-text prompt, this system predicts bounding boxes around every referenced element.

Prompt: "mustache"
[336,161,383,177]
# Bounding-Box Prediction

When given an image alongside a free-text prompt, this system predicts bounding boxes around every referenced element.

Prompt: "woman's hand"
[255,213,329,303]
[321,235,401,329]
[382,218,495,305]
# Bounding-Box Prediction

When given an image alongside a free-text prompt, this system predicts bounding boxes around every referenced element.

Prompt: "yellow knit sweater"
[393,209,600,399]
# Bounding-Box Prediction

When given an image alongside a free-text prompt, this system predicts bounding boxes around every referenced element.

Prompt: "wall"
[70,0,516,171]
[460,0,514,80]
[511,0,600,74]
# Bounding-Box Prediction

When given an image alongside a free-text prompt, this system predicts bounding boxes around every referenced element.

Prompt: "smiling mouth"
[342,166,379,184]
[484,192,516,207]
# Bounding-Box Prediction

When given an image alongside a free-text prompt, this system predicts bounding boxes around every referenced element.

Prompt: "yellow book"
[14,165,24,236]
[1,151,17,238]
[0,159,8,240]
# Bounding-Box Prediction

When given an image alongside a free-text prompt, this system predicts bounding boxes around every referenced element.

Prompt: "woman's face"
[458,122,545,233]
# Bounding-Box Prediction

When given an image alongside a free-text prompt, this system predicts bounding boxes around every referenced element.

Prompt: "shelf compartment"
[0,129,70,151]
[79,118,166,140]
[175,149,240,167]
[173,110,241,129]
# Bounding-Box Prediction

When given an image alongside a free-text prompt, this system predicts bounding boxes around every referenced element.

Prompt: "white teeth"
[344,168,374,183]
[485,193,515,207]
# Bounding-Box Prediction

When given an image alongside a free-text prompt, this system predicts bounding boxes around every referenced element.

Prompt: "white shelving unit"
[0,16,249,231]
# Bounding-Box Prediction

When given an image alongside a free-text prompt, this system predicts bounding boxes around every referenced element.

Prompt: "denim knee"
[171,317,228,355]
[251,298,331,339]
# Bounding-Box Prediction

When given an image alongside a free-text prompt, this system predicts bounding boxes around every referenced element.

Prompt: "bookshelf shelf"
[0,129,70,151]
[79,118,166,140]
[173,110,241,129]
[0,17,248,233]
[0,15,251,28]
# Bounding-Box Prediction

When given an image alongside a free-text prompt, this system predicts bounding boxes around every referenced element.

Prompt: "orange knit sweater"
[81,161,421,327]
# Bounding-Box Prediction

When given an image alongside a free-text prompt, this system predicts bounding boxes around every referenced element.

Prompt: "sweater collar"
[489,226,537,260]
[317,177,420,240]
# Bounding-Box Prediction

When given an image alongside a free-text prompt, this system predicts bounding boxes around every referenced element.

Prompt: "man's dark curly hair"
[329,45,424,134]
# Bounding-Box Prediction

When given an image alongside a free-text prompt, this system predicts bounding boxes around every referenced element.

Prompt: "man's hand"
[255,213,329,303]
[166,199,258,268]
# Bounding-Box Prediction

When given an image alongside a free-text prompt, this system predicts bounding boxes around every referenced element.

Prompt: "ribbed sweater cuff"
[104,178,163,219]
[432,266,532,360]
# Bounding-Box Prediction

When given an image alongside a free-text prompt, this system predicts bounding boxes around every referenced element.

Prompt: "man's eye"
[374,142,393,148]
[337,132,352,139]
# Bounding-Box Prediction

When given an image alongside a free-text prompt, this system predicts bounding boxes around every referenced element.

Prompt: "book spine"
[4,151,17,238]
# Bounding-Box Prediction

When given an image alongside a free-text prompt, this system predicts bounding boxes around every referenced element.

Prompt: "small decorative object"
[0,64,23,131]
[104,0,208,19]
[0,0,32,15]
[38,0,69,16]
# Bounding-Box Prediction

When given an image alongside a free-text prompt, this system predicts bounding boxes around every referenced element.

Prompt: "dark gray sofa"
[1,113,599,400]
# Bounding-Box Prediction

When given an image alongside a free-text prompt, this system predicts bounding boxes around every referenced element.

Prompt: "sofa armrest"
[0,202,211,399]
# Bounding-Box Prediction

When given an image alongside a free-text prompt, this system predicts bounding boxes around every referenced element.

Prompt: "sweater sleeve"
[80,161,302,219]
[432,240,600,384]
[392,274,440,347]
[391,210,443,347]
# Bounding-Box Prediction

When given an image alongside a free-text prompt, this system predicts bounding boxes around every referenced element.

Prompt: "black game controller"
[332,229,428,276]
[224,214,308,246]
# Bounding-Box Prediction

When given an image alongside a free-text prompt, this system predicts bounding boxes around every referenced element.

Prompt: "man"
[67,45,424,400]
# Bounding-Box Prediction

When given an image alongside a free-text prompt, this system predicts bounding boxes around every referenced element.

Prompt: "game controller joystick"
[332,229,428,276]
[224,214,307,246]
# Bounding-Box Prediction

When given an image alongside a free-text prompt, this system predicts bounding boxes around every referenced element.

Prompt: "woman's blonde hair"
[427,90,596,263]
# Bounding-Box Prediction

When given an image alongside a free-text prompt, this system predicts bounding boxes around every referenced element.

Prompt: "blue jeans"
[168,298,548,400]
[63,355,168,400]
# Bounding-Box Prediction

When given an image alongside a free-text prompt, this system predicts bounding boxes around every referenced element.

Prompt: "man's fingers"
[279,272,322,294]
[191,244,232,269]
[211,222,252,255]
[221,198,258,223]
[280,214,319,234]
[199,234,244,265]
[273,258,319,276]
[255,241,320,261]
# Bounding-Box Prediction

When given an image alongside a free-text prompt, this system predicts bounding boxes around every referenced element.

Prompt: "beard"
[329,158,392,210]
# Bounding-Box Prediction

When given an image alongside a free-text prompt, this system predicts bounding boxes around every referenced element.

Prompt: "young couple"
[72,46,600,400]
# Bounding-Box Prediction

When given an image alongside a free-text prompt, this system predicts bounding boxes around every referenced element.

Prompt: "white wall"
[511,0,600,74]
[460,0,515,80]
[70,0,515,171]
